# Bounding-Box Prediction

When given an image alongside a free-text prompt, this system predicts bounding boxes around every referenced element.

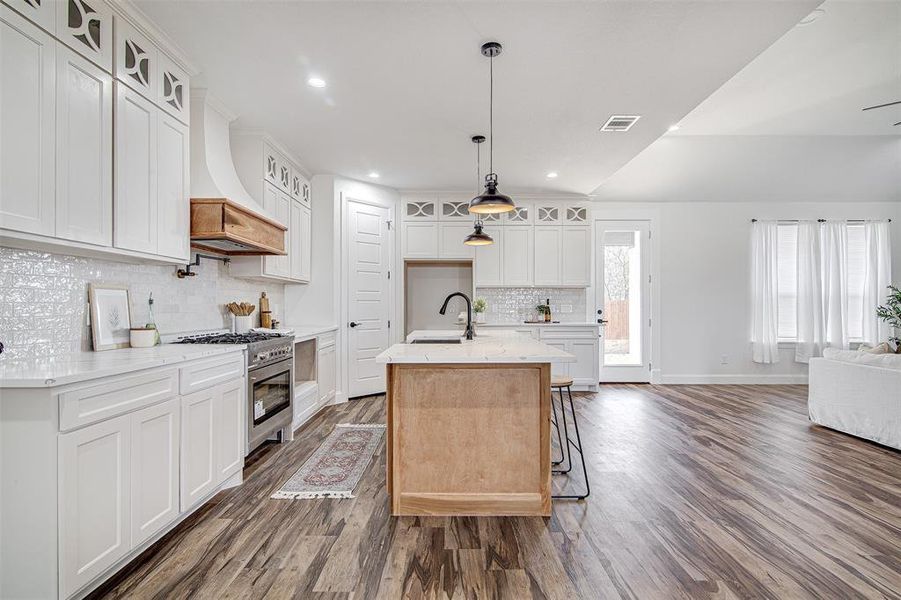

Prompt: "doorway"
[595,221,651,382]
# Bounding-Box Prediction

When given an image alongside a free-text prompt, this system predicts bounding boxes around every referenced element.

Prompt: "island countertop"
[376,330,575,364]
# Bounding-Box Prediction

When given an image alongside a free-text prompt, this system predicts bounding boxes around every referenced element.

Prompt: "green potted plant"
[876,284,901,353]
[536,302,551,323]
[473,298,487,324]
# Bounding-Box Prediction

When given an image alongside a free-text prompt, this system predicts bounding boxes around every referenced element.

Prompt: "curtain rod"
[750,218,892,223]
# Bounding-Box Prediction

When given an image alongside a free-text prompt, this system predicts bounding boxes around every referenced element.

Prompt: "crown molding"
[110,0,199,76]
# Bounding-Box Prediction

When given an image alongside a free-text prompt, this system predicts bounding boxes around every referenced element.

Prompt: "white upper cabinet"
[55,45,112,246]
[533,226,562,286]
[402,194,438,221]
[157,51,188,124]
[56,0,113,73]
[113,16,155,101]
[402,221,438,258]
[474,226,503,286]
[290,201,312,282]
[438,222,475,259]
[561,226,591,286]
[4,0,55,33]
[114,82,157,253]
[156,112,190,260]
[502,225,533,286]
[0,7,56,236]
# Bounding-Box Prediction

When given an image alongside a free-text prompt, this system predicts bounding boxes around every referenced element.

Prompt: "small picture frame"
[89,284,132,351]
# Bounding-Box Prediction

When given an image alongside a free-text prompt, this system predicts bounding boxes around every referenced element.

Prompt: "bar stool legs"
[550,390,567,467]
[551,380,590,500]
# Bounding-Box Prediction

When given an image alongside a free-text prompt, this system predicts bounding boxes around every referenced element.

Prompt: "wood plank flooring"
[89,385,901,599]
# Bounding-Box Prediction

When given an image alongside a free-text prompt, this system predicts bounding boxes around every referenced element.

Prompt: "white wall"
[593,201,901,384]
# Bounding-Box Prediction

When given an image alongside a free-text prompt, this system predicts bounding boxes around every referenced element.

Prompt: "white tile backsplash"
[475,287,587,324]
[0,247,285,359]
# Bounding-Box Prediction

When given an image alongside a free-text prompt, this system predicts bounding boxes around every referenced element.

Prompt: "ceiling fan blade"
[862,100,901,111]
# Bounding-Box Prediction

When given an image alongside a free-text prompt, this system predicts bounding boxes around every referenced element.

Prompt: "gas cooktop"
[173,332,283,345]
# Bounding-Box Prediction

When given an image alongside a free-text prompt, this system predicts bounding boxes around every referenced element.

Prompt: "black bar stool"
[550,375,590,500]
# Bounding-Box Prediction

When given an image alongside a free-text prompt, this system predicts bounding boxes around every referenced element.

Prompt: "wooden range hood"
[189,198,286,256]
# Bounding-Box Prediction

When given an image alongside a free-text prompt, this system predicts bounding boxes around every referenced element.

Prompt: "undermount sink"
[410,338,462,344]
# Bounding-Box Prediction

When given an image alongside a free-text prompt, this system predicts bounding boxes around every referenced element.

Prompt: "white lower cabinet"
[540,328,599,389]
[59,415,131,598]
[318,343,337,404]
[180,378,245,511]
[130,398,180,547]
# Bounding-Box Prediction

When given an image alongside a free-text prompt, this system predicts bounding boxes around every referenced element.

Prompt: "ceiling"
[594,0,901,203]
[134,0,821,194]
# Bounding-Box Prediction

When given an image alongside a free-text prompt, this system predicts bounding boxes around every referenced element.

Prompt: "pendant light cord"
[489,54,494,176]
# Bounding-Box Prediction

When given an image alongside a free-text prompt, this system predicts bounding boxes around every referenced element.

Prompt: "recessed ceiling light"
[307,77,326,88]
[368,172,380,179]
[546,172,558,179]
[668,124,680,132]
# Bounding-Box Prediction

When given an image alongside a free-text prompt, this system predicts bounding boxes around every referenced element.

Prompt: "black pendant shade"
[469,174,515,215]
[463,222,494,246]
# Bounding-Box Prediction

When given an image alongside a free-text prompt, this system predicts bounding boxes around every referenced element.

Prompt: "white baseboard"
[658,374,808,385]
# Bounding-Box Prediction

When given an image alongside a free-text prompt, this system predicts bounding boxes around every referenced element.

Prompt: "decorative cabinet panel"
[113,16,155,101]
[438,223,475,259]
[157,51,188,124]
[56,0,113,72]
[59,414,131,599]
[214,378,244,482]
[439,197,471,221]
[561,226,591,286]
[130,398,179,547]
[503,203,532,225]
[480,212,501,224]
[290,199,312,282]
[263,144,279,186]
[318,343,337,404]
[114,82,157,253]
[535,204,562,225]
[402,194,438,220]
[180,386,216,511]
[533,226,562,286]
[564,203,590,225]
[1,7,56,236]
[474,227,503,286]
[4,0,55,34]
[55,46,112,246]
[501,225,533,286]
[156,112,190,260]
[402,222,438,258]
[290,168,311,207]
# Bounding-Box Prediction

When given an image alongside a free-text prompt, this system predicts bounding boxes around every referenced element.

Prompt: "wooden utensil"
[260,292,271,328]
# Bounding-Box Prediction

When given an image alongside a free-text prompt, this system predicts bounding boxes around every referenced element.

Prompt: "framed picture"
[89,284,132,351]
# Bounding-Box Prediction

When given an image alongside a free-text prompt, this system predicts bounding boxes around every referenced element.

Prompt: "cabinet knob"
[349,321,360,328]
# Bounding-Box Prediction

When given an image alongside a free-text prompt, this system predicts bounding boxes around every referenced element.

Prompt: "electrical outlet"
[720,354,729,365]
[560,304,573,314]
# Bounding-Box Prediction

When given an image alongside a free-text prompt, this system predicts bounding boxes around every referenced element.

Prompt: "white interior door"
[347,200,391,398]
[596,221,651,382]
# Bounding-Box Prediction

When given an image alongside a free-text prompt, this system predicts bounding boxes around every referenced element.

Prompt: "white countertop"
[376,330,576,364]
[0,344,244,389]
[477,322,599,328]
[281,324,338,341]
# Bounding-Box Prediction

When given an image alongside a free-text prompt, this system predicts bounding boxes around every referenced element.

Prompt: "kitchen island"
[376,330,575,517]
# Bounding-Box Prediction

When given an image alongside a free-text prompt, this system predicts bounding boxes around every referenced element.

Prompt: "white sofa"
[808,348,901,450]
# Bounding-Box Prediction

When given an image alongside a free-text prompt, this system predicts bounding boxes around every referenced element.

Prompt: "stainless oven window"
[251,368,291,426]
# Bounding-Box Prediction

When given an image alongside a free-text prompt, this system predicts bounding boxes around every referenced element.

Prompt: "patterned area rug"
[271,423,385,499]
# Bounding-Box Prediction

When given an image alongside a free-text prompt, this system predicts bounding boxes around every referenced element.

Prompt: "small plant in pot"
[875,284,901,353]
[473,298,487,324]
[536,303,551,323]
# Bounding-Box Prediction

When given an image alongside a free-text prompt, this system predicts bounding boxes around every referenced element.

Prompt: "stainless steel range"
[173,331,295,453]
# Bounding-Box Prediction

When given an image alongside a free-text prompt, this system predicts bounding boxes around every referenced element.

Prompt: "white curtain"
[861,221,893,346]
[796,221,849,363]
[750,221,779,363]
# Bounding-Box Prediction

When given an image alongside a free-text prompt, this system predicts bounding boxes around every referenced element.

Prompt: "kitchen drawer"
[539,327,599,341]
[317,331,336,349]
[179,354,245,395]
[59,368,178,431]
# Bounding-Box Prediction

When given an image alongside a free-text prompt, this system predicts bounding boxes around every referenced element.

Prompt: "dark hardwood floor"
[90,385,901,599]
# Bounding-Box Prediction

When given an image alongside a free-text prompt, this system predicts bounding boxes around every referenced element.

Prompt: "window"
[775,223,869,342]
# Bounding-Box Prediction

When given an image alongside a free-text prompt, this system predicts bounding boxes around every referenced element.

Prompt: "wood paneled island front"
[376,330,575,517]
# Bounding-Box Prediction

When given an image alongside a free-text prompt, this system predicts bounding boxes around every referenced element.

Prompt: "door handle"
[598,319,608,324]
[349,321,360,328]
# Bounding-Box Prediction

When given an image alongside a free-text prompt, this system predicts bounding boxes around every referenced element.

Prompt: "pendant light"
[469,41,515,215]
[464,135,494,246]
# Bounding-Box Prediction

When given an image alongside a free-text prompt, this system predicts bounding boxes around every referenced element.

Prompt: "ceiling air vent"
[600,115,641,132]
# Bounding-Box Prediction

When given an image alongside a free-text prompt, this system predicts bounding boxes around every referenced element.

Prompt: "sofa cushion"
[858,342,893,354]
[823,347,901,370]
